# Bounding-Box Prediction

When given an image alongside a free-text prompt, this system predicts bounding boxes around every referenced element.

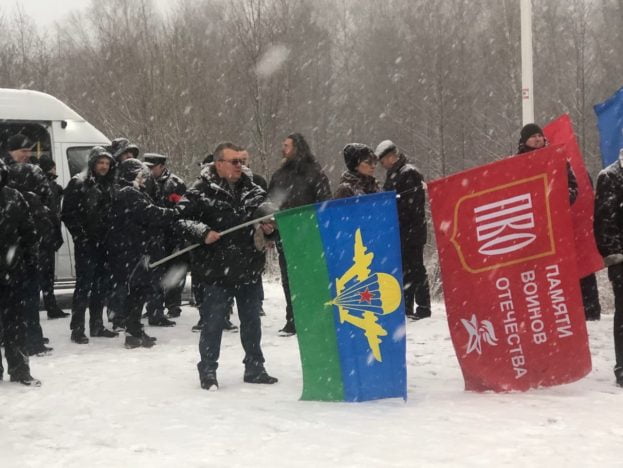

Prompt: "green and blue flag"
[275,192,407,402]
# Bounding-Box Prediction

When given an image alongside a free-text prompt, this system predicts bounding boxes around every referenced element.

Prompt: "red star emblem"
[358,288,374,304]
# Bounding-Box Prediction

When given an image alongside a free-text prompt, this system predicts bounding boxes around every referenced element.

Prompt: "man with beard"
[0,158,41,386]
[62,146,118,344]
[179,142,278,390]
[109,159,180,348]
[375,139,431,321]
[1,134,54,355]
[267,133,331,336]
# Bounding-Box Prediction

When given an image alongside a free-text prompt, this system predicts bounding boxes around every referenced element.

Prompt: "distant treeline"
[0,0,621,183]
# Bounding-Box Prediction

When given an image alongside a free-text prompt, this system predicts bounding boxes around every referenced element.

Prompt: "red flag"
[544,114,604,277]
[429,146,591,392]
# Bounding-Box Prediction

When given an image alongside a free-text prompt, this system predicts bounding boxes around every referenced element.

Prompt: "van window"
[0,122,52,161]
[67,147,93,176]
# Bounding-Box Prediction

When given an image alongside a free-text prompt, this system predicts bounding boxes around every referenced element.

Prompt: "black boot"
[90,327,119,338]
[223,317,238,332]
[244,368,278,384]
[278,320,296,337]
[10,374,42,387]
[28,344,54,356]
[148,316,176,327]
[200,371,218,391]
[71,328,89,344]
[47,305,70,319]
[125,331,156,349]
[167,306,182,318]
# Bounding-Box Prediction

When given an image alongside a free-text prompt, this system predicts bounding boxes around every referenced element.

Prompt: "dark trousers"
[402,242,431,317]
[38,247,59,310]
[609,265,623,378]
[196,281,264,379]
[108,280,128,326]
[23,262,44,350]
[146,261,187,318]
[126,283,150,337]
[277,242,294,323]
[580,273,601,320]
[70,241,107,332]
[0,280,31,379]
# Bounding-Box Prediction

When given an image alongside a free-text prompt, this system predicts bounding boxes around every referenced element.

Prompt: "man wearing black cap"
[62,146,118,344]
[375,139,431,320]
[143,153,186,325]
[2,134,55,355]
[37,156,68,319]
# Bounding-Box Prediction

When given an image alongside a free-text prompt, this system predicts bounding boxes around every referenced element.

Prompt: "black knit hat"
[519,124,544,145]
[343,143,376,172]
[39,155,56,173]
[6,134,34,152]
[118,158,148,182]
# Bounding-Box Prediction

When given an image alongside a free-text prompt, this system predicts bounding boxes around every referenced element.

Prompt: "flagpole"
[520,0,535,124]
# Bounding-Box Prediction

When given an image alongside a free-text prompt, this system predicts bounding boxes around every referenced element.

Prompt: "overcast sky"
[5,0,171,27]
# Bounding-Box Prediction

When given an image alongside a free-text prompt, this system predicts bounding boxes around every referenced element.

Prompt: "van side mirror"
[61,120,67,129]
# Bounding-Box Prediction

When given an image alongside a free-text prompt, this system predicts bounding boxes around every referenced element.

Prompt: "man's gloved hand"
[605,254,623,266]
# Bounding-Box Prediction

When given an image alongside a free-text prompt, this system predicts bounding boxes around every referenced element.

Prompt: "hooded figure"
[62,146,118,344]
[111,138,140,163]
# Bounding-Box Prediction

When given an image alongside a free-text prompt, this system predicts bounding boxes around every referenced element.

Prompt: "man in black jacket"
[37,156,68,319]
[594,148,623,387]
[143,153,186,325]
[109,159,180,348]
[179,142,278,390]
[267,133,331,336]
[376,140,431,320]
[62,146,118,344]
[0,158,41,385]
[2,134,54,355]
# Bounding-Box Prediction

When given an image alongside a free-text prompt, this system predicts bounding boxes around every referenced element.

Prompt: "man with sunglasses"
[178,142,278,391]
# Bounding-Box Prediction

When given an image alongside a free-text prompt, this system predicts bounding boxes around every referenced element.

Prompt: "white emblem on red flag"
[461,314,498,355]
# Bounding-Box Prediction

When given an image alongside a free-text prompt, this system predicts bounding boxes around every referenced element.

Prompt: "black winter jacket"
[594,159,623,259]
[267,157,331,210]
[1,153,54,252]
[108,181,179,283]
[383,154,427,245]
[61,149,115,245]
[178,165,274,285]
[0,161,39,285]
[334,171,380,199]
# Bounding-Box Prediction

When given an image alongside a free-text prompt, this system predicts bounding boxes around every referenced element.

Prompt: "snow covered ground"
[1,280,622,467]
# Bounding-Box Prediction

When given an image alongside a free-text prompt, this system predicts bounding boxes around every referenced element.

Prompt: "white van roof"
[0,88,109,144]
[0,88,86,121]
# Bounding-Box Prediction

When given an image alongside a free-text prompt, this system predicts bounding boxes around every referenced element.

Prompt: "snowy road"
[1,280,622,467]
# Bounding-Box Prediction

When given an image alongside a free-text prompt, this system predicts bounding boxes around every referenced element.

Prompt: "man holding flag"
[178,142,278,391]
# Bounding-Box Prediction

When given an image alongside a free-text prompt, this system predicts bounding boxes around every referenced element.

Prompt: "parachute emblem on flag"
[328,228,402,362]
[461,314,498,355]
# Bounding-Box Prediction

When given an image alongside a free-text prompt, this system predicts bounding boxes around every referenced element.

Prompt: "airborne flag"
[594,86,623,167]
[275,192,407,402]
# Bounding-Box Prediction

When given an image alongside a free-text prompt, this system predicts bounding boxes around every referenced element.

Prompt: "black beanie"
[39,155,56,173]
[118,158,148,182]
[6,134,33,152]
[519,124,544,145]
[343,143,375,172]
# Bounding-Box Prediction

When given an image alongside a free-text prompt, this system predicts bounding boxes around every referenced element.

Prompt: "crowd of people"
[2,124,622,390]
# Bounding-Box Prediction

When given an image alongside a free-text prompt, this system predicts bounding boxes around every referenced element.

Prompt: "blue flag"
[594,86,623,167]
[275,192,407,402]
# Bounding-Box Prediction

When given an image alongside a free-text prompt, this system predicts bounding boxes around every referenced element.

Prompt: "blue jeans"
[196,281,264,378]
